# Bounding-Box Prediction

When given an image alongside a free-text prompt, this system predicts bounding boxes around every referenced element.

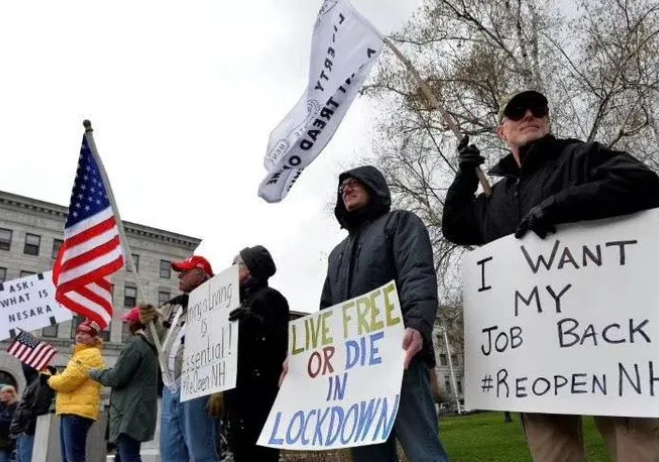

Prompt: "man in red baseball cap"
[139,254,220,462]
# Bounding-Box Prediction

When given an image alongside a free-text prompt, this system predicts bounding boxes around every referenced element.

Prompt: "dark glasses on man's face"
[338,178,361,195]
[504,104,549,121]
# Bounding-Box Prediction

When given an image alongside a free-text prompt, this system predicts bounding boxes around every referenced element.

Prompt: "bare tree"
[363,0,659,306]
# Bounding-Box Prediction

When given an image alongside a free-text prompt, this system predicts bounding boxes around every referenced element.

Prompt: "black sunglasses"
[504,104,549,121]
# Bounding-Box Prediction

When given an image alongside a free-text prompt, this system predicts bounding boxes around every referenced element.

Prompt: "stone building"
[0,189,201,392]
[432,319,465,403]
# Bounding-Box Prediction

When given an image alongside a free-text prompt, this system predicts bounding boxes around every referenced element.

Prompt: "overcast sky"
[0,0,422,314]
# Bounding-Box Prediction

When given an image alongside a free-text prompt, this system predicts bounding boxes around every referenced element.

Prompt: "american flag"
[52,134,124,330]
[7,330,58,371]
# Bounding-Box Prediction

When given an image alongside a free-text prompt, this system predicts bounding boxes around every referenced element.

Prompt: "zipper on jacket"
[514,178,522,223]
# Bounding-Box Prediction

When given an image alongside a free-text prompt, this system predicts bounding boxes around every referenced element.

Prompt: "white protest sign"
[463,208,659,417]
[0,271,72,341]
[258,0,384,203]
[180,265,240,402]
[258,280,405,450]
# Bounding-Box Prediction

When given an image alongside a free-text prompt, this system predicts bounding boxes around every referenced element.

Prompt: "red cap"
[122,307,142,324]
[171,255,213,277]
[76,319,101,337]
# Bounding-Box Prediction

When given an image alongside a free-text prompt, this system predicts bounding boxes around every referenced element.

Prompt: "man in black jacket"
[225,245,289,462]
[320,166,450,462]
[442,89,659,462]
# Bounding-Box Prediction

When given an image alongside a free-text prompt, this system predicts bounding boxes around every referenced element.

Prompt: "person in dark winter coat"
[89,307,159,462]
[319,166,449,462]
[10,364,56,462]
[0,385,18,462]
[224,245,289,462]
[442,89,659,462]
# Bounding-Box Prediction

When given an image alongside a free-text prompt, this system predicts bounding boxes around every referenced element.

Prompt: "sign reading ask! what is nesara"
[258,280,405,451]
[0,271,73,341]
[463,207,659,418]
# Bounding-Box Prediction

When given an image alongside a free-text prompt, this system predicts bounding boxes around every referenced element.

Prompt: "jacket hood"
[334,165,391,230]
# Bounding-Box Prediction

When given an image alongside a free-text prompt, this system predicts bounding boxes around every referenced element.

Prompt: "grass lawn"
[439,412,610,462]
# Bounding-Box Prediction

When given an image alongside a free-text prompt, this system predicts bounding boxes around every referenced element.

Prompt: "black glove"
[228,307,250,322]
[457,135,485,171]
[39,373,50,385]
[515,206,556,239]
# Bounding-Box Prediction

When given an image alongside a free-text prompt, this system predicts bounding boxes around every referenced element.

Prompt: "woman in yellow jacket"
[46,319,105,462]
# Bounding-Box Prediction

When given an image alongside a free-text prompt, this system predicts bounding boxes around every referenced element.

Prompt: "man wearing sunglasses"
[442,90,659,462]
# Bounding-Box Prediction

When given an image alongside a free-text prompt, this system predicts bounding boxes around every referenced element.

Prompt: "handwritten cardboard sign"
[258,280,405,450]
[464,208,659,417]
[180,265,240,402]
[0,271,72,341]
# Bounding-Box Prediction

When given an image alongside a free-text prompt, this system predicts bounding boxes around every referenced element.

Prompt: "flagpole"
[382,37,492,196]
[81,120,165,362]
[442,326,462,414]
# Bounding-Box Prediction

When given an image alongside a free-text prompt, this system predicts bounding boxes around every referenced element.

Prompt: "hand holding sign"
[402,328,423,369]
[278,356,289,387]
[515,205,556,239]
[258,280,406,450]
[464,208,659,418]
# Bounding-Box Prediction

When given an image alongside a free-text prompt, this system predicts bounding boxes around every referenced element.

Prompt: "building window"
[160,260,171,279]
[124,286,137,307]
[451,354,459,366]
[439,354,448,366]
[52,239,63,259]
[71,315,109,341]
[159,291,171,306]
[24,234,41,256]
[20,270,35,278]
[0,267,6,283]
[127,254,140,273]
[445,381,451,393]
[0,228,12,251]
[457,380,463,394]
[42,324,58,338]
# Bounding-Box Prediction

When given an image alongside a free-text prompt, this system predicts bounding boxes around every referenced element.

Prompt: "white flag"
[258,0,384,203]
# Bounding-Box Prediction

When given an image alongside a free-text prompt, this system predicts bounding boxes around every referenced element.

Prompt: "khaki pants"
[521,413,659,462]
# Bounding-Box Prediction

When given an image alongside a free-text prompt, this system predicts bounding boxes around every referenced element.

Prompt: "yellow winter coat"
[48,341,105,420]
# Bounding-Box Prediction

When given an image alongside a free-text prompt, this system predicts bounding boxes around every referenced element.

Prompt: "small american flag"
[7,331,58,371]
[52,133,124,330]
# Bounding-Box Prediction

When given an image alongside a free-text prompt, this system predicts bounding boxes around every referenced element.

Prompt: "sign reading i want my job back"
[0,271,72,341]
[463,208,659,418]
[258,280,405,450]
[180,265,240,402]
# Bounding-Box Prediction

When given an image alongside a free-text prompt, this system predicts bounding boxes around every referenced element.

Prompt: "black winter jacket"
[226,278,289,412]
[321,165,439,366]
[0,402,17,448]
[10,376,55,437]
[443,135,659,245]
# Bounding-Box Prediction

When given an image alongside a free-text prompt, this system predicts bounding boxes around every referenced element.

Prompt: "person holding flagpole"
[442,89,659,462]
[45,319,105,462]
